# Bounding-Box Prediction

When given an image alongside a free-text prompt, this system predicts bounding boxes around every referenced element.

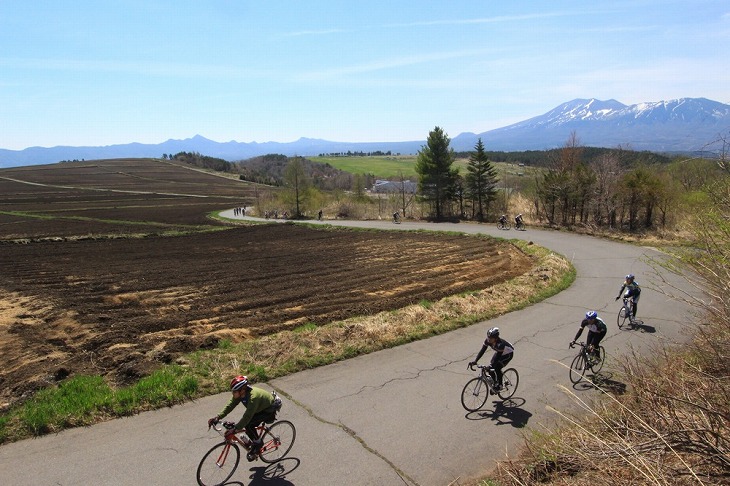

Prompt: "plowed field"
[0,159,533,409]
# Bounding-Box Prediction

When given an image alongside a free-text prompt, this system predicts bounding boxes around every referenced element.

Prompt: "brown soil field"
[0,159,533,409]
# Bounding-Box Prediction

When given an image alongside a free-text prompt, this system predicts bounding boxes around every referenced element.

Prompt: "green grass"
[310,155,420,178]
[1,366,198,442]
[309,155,478,178]
[293,322,318,333]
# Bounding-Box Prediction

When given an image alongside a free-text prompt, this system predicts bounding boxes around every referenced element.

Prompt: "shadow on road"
[466,397,533,428]
[590,372,628,395]
[618,319,655,333]
[246,457,300,485]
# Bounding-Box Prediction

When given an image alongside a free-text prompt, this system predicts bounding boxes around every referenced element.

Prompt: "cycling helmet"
[585,310,598,319]
[230,375,249,391]
[487,327,500,338]
[626,274,635,280]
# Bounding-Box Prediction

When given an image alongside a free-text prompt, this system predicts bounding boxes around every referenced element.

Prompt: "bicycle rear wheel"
[590,346,606,373]
[197,442,240,486]
[617,306,629,329]
[461,377,489,411]
[569,354,588,384]
[258,420,296,464]
[498,368,519,399]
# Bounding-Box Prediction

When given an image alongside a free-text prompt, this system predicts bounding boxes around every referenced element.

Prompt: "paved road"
[0,217,700,486]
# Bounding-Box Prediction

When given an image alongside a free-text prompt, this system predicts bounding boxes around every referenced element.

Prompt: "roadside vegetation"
[0,240,573,444]
[473,158,730,484]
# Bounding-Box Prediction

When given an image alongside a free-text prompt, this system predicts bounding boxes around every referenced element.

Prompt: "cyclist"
[498,214,508,227]
[615,274,641,320]
[393,211,400,223]
[514,213,524,228]
[468,327,514,392]
[571,311,607,362]
[207,376,282,461]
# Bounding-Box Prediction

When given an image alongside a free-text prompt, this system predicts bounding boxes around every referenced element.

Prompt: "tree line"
[415,126,728,231]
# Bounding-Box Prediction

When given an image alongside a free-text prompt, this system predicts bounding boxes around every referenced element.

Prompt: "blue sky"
[1,0,729,150]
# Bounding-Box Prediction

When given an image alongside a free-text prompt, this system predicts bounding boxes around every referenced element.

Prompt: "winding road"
[0,217,700,486]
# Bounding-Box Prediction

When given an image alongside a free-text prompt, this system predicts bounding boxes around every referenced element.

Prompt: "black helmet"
[487,327,500,338]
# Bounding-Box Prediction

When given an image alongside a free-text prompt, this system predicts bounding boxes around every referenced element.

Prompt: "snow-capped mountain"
[452,97,730,152]
[2,98,729,168]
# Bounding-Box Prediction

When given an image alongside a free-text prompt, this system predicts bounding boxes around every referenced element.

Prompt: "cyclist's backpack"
[265,394,283,423]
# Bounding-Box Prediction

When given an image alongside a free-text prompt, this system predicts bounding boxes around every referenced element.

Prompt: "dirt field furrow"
[1,159,535,410]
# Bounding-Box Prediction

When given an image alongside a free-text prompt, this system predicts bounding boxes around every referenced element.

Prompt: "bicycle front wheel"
[617,306,629,329]
[461,377,489,411]
[498,368,519,399]
[259,420,296,464]
[569,354,587,384]
[197,442,240,486]
[590,346,606,373]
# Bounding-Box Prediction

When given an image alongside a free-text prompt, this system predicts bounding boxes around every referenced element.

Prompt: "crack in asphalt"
[270,384,419,486]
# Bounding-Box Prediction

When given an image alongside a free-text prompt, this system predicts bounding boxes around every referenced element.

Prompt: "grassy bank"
[0,240,574,445]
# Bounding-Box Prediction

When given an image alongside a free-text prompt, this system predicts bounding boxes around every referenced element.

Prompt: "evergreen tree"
[465,138,499,221]
[415,126,458,219]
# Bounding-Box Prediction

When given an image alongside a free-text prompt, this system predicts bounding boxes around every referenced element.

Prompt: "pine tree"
[465,138,499,221]
[415,126,459,219]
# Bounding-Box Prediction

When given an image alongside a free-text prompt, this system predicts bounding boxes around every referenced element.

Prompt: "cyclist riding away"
[207,376,282,461]
[514,213,524,227]
[615,274,641,320]
[468,327,514,392]
[571,311,607,362]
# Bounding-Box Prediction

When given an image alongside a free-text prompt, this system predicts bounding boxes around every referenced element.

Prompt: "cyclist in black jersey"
[468,327,514,391]
[571,311,607,361]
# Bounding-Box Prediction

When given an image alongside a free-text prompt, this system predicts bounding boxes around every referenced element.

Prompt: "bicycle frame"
[461,363,519,411]
[623,298,633,319]
[617,297,635,329]
[569,341,604,384]
[213,422,276,459]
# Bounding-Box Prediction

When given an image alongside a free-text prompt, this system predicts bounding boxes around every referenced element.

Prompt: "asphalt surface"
[0,217,701,486]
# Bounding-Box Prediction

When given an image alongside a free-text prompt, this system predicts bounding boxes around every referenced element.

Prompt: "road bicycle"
[461,363,519,411]
[497,220,511,230]
[617,297,636,329]
[196,419,296,486]
[568,341,605,384]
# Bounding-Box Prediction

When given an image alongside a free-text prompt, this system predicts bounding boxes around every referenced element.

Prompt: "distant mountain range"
[2,97,729,168]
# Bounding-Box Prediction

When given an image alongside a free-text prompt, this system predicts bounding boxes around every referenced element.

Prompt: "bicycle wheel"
[258,420,296,464]
[569,354,587,384]
[590,346,606,373]
[461,377,489,411]
[617,306,629,329]
[498,368,519,399]
[197,442,240,486]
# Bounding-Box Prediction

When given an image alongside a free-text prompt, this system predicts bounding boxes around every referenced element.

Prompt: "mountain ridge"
[2,97,729,168]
